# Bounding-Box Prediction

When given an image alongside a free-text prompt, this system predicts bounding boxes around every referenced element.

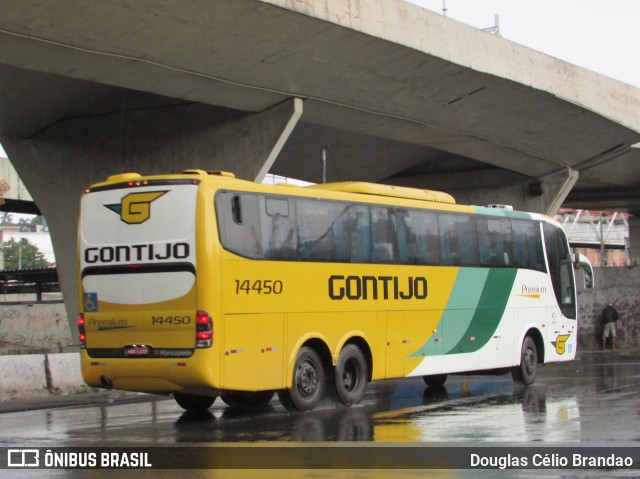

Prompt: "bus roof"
[87,171,456,204]
[86,170,559,224]
[306,182,456,204]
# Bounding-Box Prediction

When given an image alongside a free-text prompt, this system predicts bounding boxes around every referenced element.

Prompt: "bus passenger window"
[371,207,396,263]
[439,214,477,266]
[216,191,263,259]
[266,197,289,217]
[263,197,297,260]
[512,220,544,271]
[349,206,372,263]
[501,219,513,266]
[397,209,438,265]
[297,199,349,262]
[477,217,512,267]
[348,206,396,263]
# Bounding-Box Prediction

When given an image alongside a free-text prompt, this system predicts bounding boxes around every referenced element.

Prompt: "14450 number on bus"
[151,316,191,325]
[234,279,283,295]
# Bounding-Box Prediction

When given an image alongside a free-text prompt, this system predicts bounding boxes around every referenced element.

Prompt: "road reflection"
[372,384,579,443]
[4,356,640,479]
[171,377,581,444]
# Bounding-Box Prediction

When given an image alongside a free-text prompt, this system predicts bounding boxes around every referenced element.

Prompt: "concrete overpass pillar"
[0,95,303,341]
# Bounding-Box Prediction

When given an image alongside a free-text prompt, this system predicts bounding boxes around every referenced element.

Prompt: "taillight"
[78,314,86,349]
[195,310,213,348]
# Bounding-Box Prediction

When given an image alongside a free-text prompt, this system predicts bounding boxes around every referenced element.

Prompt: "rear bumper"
[79,349,218,393]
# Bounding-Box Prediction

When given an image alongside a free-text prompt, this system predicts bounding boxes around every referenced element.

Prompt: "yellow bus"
[78,169,593,411]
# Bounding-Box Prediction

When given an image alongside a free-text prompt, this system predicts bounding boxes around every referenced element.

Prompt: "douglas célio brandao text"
[470,452,634,469]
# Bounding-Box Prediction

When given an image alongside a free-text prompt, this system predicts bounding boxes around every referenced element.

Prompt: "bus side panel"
[385,311,404,378]
[403,310,442,376]
[257,313,286,390]
[222,314,259,391]
[479,308,515,370]
[409,268,544,376]
[285,312,377,363]
[372,311,389,380]
[221,313,286,391]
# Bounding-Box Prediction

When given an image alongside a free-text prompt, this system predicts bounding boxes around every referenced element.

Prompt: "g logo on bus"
[553,334,571,355]
[105,191,167,224]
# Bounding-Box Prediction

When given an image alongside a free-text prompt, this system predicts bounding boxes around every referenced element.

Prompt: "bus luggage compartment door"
[222,313,285,391]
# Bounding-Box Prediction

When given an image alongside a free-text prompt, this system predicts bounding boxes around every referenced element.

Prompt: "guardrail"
[0,267,61,303]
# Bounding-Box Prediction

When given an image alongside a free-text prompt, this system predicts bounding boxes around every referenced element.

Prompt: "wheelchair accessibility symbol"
[84,293,98,312]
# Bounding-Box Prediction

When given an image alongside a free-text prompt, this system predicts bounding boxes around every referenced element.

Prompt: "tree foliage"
[2,238,50,269]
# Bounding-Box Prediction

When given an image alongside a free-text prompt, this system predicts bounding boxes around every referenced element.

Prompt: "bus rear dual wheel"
[220,390,275,408]
[278,344,369,411]
[175,390,274,411]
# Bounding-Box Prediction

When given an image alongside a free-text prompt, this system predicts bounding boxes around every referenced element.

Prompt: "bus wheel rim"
[297,360,318,396]
[524,347,536,376]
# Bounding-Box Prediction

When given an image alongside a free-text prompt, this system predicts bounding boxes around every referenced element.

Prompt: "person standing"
[602,303,619,351]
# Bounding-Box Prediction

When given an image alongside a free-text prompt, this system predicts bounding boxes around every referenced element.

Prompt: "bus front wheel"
[423,374,448,388]
[279,346,325,412]
[512,336,538,386]
[174,392,216,412]
[334,344,368,406]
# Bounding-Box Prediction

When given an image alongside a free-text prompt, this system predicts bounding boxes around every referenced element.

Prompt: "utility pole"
[321,145,328,183]
[482,14,501,36]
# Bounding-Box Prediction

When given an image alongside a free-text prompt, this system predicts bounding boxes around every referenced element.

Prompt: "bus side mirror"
[573,253,594,289]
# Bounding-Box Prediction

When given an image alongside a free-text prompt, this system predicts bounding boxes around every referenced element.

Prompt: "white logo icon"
[8,449,40,468]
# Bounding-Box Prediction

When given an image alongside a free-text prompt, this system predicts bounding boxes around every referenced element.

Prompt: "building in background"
[0,155,55,267]
[555,209,630,267]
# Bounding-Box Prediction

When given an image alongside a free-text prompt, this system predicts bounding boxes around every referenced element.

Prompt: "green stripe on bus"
[448,268,518,354]
[411,268,488,357]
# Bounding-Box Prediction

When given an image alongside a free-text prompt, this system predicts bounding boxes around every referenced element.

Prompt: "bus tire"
[422,374,448,388]
[174,392,216,412]
[281,346,325,412]
[334,344,368,406]
[512,336,537,386]
[220,391,274,408]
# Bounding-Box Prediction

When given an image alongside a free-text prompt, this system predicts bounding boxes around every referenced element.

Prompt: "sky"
[407,0,640,88]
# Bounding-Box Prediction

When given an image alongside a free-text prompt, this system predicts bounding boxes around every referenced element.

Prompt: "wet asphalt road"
[1,350,639,478]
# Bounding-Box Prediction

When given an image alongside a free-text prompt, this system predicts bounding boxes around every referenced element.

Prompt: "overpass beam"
[196,97,304,181]
[253,98,303,182]
[0,95,304,340]
[544,168,579,216]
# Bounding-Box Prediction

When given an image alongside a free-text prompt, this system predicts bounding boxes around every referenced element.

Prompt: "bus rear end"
[78,173,215,395]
